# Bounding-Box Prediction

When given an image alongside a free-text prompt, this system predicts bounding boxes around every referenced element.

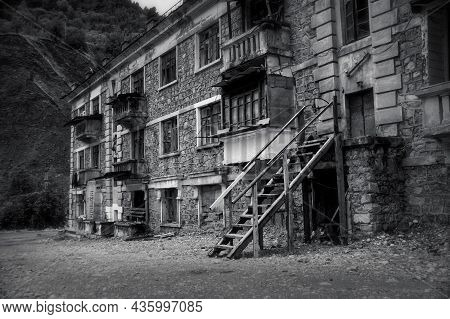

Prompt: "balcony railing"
[65,114,103,143]
[77,169,102,186]
[221,23,290,73]
[113,159,146,177]
[416,81,450,138]
[110,93,148,129]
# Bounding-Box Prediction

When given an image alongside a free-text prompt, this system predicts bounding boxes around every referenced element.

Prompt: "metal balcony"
[77,169,102,186]
[65,114,103,143]
[110,93,148,129]
[112,159,147,179]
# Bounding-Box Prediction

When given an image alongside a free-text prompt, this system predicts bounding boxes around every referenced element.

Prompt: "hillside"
[0,0,158,228]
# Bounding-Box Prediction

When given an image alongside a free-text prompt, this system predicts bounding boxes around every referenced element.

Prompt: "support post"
[252,159,261,257]
[333,95,348,245]
[283,149,294,253]
[227,192,233,229]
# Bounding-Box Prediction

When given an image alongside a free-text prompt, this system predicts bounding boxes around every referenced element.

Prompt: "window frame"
[196,22,221,71]
[198,102,221,146]
[343,0,370,44]
[131,68,145,95]
[91,145,100,169]
[91,96,100,115]
[160,116,179,155]
[160,188,180,225]
[78,150,85,171]
[132,128,145,160]
[159,48,177,88]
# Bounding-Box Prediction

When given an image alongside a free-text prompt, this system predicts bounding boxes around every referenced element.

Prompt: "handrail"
[232,100,334,204]
[243,104,308,171]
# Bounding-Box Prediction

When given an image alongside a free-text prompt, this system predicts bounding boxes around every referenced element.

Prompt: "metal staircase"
[208,97,346,259]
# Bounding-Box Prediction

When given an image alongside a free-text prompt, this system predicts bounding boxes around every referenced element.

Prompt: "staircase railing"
[210,100,334,210]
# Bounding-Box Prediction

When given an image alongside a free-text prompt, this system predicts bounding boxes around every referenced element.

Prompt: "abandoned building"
[64,0,449,257]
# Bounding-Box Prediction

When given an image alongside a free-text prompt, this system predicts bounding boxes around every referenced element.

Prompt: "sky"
[135,0,181,14]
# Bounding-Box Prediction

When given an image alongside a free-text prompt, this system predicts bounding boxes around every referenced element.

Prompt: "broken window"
[160,48,177,86]
[161,188,178,224]
[78,150,85,170]
[132,190,145,209]
[223,81,266,130]
[200,102,221,145]
[347,89,375,137]
[91,145,100,169]
[92,96,100,114]
[131,68,144,94]
[428,4,450,84]
[161,117,178,154]
[198,23,220,68]
[243,0,284,30]
[344,0,370,43]
[132,129,145,160]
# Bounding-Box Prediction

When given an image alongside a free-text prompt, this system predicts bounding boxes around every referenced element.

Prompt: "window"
[344,0,370,43]
[161,117,178,154]
[132,190,145,209]
[347,89,375,137]
[121,76,130,94]
[78,103,87,116]
[111,79,117,96]
[160,48,177,86]
[91,145,100,169]
[200,103,221,145]
[198,24,220,68]
[161,188,178,224]
[78,150,85,170]
[132,129,145,160]
[92,96,100,114]
[428,4,450,84]
[243,0,284,30]
[131,68,144,94]
[223,82,266,130]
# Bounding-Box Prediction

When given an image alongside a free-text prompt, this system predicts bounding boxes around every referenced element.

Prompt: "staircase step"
[263,183,284,188]
[232,223,253,229]
[216,244,234,250]
[304,137,328,144]
[258,193,280,198]
[224,233,244,239]
[298,142,321,149]
[296,152,314,156]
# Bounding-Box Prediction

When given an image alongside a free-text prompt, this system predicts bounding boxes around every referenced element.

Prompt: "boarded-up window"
[131,68,144,94]
[344,0,370,43]
[428,4,450,84]
[162,117,178,154]
[92,96,100,114]
[199,23,220,68]
[200,102,221,145]
[91,145,100,169]
[223,81,266,130]
[160,48,177,86]
[348,89,375,137]
[132,129,145,159]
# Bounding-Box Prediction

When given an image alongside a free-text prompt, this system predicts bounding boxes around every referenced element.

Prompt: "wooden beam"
[252,183,260,257]
[333,95,348,244]
[283,150,294,253]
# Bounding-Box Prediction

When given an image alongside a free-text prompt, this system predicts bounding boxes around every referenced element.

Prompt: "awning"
[64,114,103,127]
[212,66,265,87]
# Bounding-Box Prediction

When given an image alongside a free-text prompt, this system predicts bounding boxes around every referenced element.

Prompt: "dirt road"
[0,227,448,298]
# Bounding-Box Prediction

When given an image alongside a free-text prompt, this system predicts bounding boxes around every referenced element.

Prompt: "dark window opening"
[132,129,145,160]
[347,89,375,137]
[162,117,178,154]
[91,145,100,169]
[200,102,221,145]
[78,103,87,116]
[78,150,85,170]
[223,80,266,130]
[92,96,100,114]
[344,0,370,43]
[131,68,144,94]
[132,190,145,209]
[160,49,177,86]
[199,23,220,68]
[243,0,284,30]
[428,4,450,84]
[162,188,178,224]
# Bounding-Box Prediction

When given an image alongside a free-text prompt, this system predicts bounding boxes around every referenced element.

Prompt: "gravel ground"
[0,225,448,299]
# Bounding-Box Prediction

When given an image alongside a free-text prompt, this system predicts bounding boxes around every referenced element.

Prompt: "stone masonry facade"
[66,0,449,240]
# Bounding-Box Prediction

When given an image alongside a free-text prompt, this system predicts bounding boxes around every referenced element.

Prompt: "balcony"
[77,168,102,186]
[110,93,147,129]
[221,22,291,74]
[65,114,103,143]
[112,159,147,179]
[416,81,450,139]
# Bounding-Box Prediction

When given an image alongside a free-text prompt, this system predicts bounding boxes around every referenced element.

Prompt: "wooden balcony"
[113,159,147,178]
[65,114,103,143]
[416,81,450,139]
[110,93,147,129]
[77,169,102,186]
[221,23,291,74]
